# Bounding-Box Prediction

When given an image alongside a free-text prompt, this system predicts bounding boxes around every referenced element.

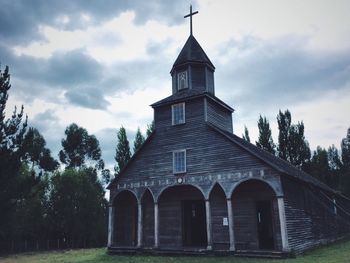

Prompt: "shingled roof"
[171,35,215,73]
[207,123,337,194]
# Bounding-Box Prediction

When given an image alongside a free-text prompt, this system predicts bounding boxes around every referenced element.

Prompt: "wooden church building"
[107,8,350,256]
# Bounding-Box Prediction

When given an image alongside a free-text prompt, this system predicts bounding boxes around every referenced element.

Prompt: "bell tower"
[170,6,215,96]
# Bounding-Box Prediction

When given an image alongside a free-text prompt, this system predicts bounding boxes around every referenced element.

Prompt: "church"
[107,7,350,257]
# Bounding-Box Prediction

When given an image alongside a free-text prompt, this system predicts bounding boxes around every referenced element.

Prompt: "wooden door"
[256,200,274,250]
[182,200,207,247]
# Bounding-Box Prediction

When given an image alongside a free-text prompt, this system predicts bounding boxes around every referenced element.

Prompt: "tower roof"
[171,35,215,73]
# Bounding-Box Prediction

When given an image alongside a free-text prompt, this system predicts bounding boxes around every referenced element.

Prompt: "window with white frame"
[177,71,188,90]
[172,103,185,125]
[173,150,186,174]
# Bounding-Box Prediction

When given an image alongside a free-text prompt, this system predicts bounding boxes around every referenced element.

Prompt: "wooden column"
[137,201,143,247]
[205,199,212,250]
[226,199,235,251]
[107,206,114,247]
[277,197,290,251]
[154,202,159,248]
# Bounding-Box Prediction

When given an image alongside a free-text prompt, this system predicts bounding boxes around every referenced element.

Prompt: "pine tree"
[115,126,131,174]
[242,125,250,142]
[133,127,145,153]
[277,110,311,169]
[341,128,350,170]
[340,128,350,197]
[0,65,34,240]
[256,115,275,154]
[288,121,311,168]
[309,146,330,185]
[146,121,155,137]
[277,110,291,160]
[327,144,342,189]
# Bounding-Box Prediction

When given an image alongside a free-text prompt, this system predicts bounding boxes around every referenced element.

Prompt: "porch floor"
[107,246,289,258]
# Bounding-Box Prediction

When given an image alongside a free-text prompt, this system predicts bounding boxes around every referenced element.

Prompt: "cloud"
[29,109,65,160]
[215,35,350,117]
[65,86,110,109]
[0,0,194,45]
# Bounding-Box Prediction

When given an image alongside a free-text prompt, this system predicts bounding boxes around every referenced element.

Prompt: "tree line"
[0,66,153,252]
[243,110,350,197]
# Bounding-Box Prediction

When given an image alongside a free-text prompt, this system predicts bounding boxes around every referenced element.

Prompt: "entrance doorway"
[256,200,274,250]
[182,200,207,247]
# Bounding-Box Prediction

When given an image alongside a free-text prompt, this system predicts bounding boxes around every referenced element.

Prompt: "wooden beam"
[205,199,212,250]
[137,201,143,247]
[277,197,290,251]
[107,206,114,247]
[226,199,235,251]
[154,202,159,248]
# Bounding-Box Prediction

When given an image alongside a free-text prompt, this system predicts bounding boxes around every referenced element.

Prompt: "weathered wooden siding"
[206,69,214,94]
[206,98,233,133]
[210,184,230,249]
[116,96,277,197]
[142,190,154,247]
[191,66,206,92]
[282,177,350,254]
[158,186,204,248]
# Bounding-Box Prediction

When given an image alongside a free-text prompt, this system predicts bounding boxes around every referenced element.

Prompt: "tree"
[277,110,291,160]
[22,127,59,174]
[146,121,155,137]
[256,115,275,154]
[0,65,35,240]
[288,121,311,168]
[133,127,145,153]
[11,167,50,245]
[327,144,342,189]
[242,125,250,142]
[48,168,107,247]
[341,127,350,170]
[309,146,330,185]
[277,110,311,168]
[115,126,131,174]
[340,128,350,197]
[59,123,103,169]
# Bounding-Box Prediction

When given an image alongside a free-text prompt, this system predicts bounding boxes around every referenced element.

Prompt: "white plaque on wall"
[223,217,228,226]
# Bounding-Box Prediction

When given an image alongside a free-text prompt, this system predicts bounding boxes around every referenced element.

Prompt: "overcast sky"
[1,0,350,170]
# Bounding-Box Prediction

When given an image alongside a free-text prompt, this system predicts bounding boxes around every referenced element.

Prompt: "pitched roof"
[151,90,234,112]
[207,123,337,194]
[171,35,215,72]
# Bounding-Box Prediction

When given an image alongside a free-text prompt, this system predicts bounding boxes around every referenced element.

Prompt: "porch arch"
[113,190,138,247]
[157,184,207,248]
[209,183,230,249]
[231,179,281,251]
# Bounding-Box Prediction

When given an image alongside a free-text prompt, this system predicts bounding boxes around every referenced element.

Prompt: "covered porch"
[107,179,289,256]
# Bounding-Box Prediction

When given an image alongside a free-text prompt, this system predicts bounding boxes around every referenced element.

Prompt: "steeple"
[170,6,215,96]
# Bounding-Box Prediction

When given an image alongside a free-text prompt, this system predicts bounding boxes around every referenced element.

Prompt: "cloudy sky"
[1,0,350,170]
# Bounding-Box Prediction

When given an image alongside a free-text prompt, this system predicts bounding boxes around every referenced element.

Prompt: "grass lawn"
[1,240,350,263]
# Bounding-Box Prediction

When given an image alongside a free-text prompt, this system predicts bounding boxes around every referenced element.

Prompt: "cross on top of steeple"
[184,5,198,36]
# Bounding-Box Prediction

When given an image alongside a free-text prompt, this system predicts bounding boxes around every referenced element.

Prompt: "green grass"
[1,240,350,263]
